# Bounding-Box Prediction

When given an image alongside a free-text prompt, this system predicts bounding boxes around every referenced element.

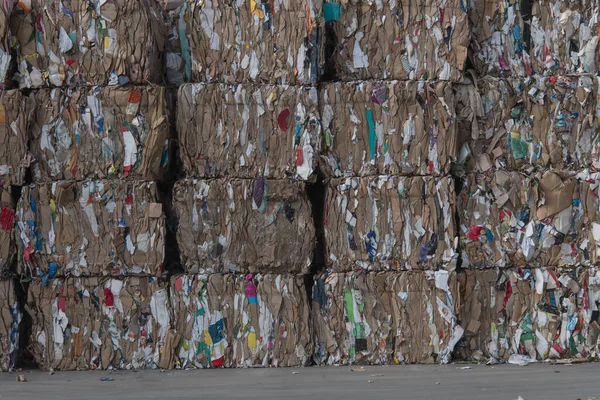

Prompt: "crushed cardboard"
[0,90,28,185]
[0,279,20,372]
[0,184,15,276]
[0,1,11,88]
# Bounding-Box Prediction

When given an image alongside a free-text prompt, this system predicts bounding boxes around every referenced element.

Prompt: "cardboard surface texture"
[456,268,600,362]
[170,273,311,368]
[470,0,600,78]
[17,180,165,279]
[320,81,456,177]
[0,90,28,185]
[328,0,470,81]
[29,87,170,182]
[162,0,322,84]
[454,75,598,172]
[0,1,11,88]
[0,279,20,372]
[10,0,165,88]
[459,170,600,269]
[312,270,463,365]
[177,84,320,180]
[27,276,173,371]
[0,184,15,276]
[174,178,314,274]
[325,176,457,271]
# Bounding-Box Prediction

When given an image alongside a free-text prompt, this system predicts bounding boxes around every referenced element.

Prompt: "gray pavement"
[0,363,598,400]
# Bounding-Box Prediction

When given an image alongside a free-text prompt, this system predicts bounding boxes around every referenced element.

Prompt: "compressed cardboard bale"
[16,180,165,279]
[177,84,320,180]
[320,81,456,177]
[325,176,457,272]
[0,279,20,371]
[0,1,11,88]
[0,90,29,185]
[27,276,173,371]
[454,75,598,172]
[327,0,470,82]
[10,0,165,88]
[29,86,170,182]
[459,170,600,269]
[0,184,15,276]
[312,270,463,365]
[162,0,321,84]
[170,273,311,368]
[174,178,314,274]
[456,268,600,362]
[470,0,599,78]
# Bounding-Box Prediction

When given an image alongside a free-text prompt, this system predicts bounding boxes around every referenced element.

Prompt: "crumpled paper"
[177,84,320,180]
[325,175,457,271]
[456,268,599,363]
[162,0,322,84]
[10,0,166,88]
[27,276,174,371]
[459,169,600,269]
[170,273,311,368]
[29,87,170,182]
[174,178,314,274]
[320,80,456,177]
[454,75,598,172]
[328,0,470,81]
[0,0,12,88]
[0,279,20,372]
[312,270,463,365]
[0,90,29,185]
[470,0,600,77]
[17,180,166,279]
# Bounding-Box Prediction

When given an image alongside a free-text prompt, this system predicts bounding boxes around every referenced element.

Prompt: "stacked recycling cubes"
[312,0,470,365]
[163,0,320,368]
[453,0,600,363]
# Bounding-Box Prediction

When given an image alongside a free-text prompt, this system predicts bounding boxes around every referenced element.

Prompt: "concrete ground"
[0,363,598,400]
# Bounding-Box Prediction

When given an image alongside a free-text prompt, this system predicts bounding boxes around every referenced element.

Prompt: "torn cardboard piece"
[170,273,311,368]
[27,276,173,371]
[0,1,11,88]
[177,84,320,180]
[10,0,165,88]
[329,0,470,81]
[174,178,314,274]
[456,268,600,362]
[29,86,170,182]
[312,270,463,365]
[0,90,29,185]
[454,75,598,171]
[17,180,166,279]
[459,170,600,269]
[163,0,322,84]
[325,176,457,271]
[320,81,456,177]
[0,279,20,372]
[470,0,600,77]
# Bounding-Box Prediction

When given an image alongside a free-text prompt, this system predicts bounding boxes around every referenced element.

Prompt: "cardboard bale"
[177,84,320,180]
[170,273,311,368]
[470,0,600,78]
[174,178,314,274]
[27,276,173,371]
[17,180,165,279]
[162,0,321,84]
[10,0,165,88]
[456,268,600,362]
[454,75,598,172]
[0,90,29,185]
[0,184,15,276]
[312,270,463,365]
[327,0,470,82]
[320,81,456,177]
[0,1,11,88]
[0,279,20,371]
[29,86,170,182]
[459,170,600,269]
[325,176,457,272]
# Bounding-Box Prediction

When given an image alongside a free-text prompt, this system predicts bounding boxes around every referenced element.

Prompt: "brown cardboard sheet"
[170,273,311,368]
[16,180,165,279]
[0,1,11,88]
[174,178,314,274]
[0,90,29,185]
[177,84,320,180]
[325,176,457,271]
